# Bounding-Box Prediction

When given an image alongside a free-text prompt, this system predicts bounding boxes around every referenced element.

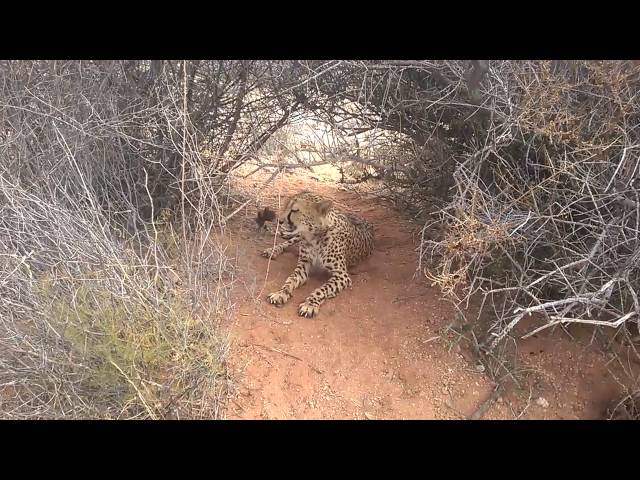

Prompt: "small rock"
[364,412,375,420]
[497,396,503,404]
[474,364,485,373]
[536,397,550,409]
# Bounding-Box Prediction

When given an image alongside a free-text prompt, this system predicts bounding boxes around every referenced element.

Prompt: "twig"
[521,311,637,339]
[110,360,157,420]
[467,383,504,420]
[249,343,323,374]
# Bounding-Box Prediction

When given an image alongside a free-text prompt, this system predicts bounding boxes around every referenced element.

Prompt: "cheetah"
[260,191,374,318]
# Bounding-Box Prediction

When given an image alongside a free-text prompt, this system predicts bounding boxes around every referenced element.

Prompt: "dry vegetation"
[0,60,308,418]
[2,60,639,418]
[284,61,640,353]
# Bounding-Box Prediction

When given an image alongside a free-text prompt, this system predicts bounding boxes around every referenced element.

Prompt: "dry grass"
[417,61,640,357]
[0,61,244,419]
[0,59,314,418]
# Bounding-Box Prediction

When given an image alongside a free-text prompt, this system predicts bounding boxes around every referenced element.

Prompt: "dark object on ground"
[256,207,276,231]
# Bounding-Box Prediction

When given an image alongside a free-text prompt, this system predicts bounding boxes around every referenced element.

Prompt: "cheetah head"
[276,192,333,241]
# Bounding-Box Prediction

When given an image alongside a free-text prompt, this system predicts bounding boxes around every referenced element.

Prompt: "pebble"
[536,397,550,409]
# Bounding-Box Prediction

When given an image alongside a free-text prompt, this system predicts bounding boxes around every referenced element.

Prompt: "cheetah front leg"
[298,266,352,318]
[261,236,300,259]
[267,256,311,306]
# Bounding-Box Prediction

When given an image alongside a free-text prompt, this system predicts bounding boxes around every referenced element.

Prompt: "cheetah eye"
[290,209,299,213]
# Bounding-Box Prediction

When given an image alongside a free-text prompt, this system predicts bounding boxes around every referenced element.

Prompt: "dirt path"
[222,171,633,420]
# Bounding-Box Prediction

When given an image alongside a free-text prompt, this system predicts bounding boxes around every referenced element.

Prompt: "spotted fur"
[261,191,374,317]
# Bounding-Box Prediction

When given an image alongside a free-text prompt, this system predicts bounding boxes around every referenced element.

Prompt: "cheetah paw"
[298,301,320,318]
[268,290,290,305]
[261,248,280,259]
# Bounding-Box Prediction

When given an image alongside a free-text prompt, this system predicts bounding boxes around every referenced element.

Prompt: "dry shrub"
[608,392,640,420]
[22,263,227,419]
[0,200,232,418]
[280,61,640,359]
[418,61,640,353]
[0,60,249,418]
[0,59,316,418]
[424,208,525,296]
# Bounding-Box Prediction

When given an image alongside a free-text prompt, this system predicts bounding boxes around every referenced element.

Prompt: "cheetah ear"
[315,199,332,216]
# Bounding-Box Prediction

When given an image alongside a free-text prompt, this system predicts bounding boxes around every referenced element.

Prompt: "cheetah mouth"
[280,229,296,239]
[278,225,296,239]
